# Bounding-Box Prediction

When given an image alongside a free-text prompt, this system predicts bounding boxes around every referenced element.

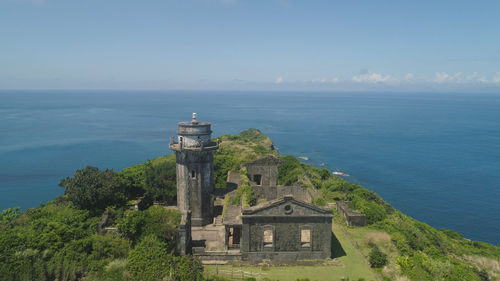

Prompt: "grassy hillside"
[209,129,500,281]
[0,129,498,281]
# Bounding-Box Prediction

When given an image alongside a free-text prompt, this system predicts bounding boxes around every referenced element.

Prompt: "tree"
[119,206,180,248]
[126,234,171,281]
[59,166,128,214]
[320,168,331,180]
[0,207,22,222]
[277,156,302,186]
[143,160,177,204]
[171,255,204,281]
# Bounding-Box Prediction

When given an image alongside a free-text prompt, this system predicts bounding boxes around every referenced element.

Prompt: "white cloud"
[311,77,328,83]
[433,72,463,83]
[352,72,394,84]
[404,73,416,82]
[231,78,246,83]
[465,72,488,83]
[492,72,500,84]
[270,72,500,87]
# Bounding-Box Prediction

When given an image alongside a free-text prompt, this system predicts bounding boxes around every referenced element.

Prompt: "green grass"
[204,221,378,281]
[342,225,401,280]
[331,221,378,281]
[344,226,395,257]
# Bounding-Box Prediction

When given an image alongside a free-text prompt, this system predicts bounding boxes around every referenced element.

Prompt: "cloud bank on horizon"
[0,0,499,91]
[279,71,500,85]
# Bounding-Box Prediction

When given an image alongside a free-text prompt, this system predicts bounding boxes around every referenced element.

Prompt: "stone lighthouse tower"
[169,113,219,226]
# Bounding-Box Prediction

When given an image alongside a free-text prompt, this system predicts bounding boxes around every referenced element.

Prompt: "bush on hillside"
[118,206,180,247]
[278,156,302,185]
[313,198,326,206]
[369,245,388,268]
[59,166,129,214]
[230,168,256,207]
[127,234,203,281]
[143,160,177,204]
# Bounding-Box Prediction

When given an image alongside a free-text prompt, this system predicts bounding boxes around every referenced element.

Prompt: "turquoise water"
[1,90,499,245]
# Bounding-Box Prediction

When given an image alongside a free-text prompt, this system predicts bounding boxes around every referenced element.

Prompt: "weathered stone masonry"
[241,196,333,261]
[169,113,219,227]
[170,114,334,261]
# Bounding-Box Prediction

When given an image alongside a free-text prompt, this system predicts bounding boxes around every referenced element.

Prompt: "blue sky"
[1,0,499,91]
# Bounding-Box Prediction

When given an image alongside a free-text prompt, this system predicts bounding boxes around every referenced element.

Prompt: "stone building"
[245,155,282,187]
[336,201,366,227]
[241,195,333,260]
[170,114,333,261]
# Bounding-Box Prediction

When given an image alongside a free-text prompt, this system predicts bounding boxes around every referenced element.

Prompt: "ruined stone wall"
[253,186,312,202]
[336,201,366,227]
[346,214,366,226]
[246,164,278,187]
[276,186,311,202]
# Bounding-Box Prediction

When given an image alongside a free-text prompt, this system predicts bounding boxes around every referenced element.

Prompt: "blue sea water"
[0,90,499,245]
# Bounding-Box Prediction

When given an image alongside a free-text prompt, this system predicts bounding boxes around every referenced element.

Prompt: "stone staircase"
[213,215,223,225]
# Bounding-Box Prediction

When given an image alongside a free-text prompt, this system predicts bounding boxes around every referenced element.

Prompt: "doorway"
[227,226,241,248]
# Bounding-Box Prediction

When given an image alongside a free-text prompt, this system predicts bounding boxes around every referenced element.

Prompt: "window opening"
[301,229,311,248]
[254,174,262,186]
[263,229,273,248]
[191,170,196,179]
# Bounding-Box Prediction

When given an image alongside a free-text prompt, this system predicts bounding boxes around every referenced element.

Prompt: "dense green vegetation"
[120,155,178,205]
[1,128,498,281]
[0,196,199,281]
[119,206,180,247]
[275,143,499,281]
[229,167,257,208]
[59,166,129,215]
[277,155,394,225]
[213,129,277,188]
[0,160,197,281]
[369,245,388,268]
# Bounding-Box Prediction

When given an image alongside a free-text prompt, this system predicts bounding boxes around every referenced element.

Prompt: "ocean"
[0,90,499,245]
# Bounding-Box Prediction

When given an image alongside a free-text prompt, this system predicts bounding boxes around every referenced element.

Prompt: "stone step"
[213,216,223,225]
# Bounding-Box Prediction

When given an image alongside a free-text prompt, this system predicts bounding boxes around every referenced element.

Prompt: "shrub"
[126,234,171,280]
[143,160,176,204]
[369,245,388,268]
[278,156,302,185]
[234,185,256,208]
[440,228,463,239]
[313,198,326,206]
[119,206,180,247]
[0,207,22,222]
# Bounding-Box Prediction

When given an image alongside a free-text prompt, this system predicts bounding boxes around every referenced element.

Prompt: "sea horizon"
[1,90,499,245]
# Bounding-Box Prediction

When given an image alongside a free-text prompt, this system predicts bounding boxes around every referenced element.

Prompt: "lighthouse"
[169,113,219,226]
